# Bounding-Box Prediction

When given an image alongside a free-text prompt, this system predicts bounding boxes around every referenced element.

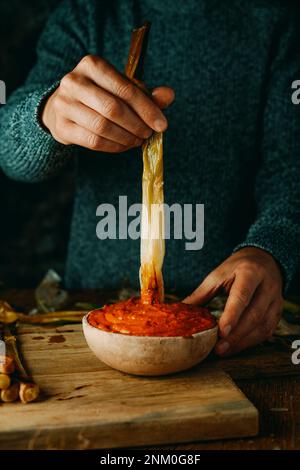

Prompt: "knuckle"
[236,260,257,274]
[54,115,65,131]
[102,98,121,119]
[86,133,101,150]
[60,73,76,90]
[80,54,98,69]
[52,95,64,112]
[54,119,69,143]
[235,260,249,271]
[116,82,136,102]
[90,116,108,135]
[235,265,253,279]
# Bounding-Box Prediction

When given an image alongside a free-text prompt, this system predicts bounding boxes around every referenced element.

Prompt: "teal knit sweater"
[1,0,300,293]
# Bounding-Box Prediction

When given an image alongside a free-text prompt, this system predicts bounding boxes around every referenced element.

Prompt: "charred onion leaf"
[140,131,165,304]
[125,22,165,305]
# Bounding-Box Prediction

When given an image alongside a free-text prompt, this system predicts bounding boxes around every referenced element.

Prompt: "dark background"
[0,0,73,287]
[0,0,299,292]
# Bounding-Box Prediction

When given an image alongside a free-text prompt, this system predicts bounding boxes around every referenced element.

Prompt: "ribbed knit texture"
[1,0,300,293]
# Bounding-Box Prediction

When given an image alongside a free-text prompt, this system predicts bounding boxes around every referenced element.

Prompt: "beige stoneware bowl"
[82,313,218,376]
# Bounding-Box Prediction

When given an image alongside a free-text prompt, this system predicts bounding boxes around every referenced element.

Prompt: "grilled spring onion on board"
[125,22,165,305]
[0,323,39,403]
[0,300,85,325]
[0,321,15,380]
[0,301,87,403]
[1,381,20,403]
[0,373,11,390]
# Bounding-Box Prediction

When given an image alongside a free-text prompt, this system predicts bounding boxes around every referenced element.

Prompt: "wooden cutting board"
[0,324,258,449]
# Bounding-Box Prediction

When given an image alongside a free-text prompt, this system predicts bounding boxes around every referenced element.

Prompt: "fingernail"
[222,324,232,337]
[216,341,229,355]
[154,118,167,132]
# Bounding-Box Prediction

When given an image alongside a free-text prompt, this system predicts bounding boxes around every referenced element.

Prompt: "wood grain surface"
[0,323,258,449]
[1,289,299,450]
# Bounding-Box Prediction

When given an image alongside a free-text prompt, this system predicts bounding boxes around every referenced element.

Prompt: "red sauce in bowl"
[88,297,216,337]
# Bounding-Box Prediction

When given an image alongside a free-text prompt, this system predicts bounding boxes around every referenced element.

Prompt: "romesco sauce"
[88,298,216,337]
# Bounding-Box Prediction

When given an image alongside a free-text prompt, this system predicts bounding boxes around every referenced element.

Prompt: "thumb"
[183,272,222,306]
[151,86,175,109]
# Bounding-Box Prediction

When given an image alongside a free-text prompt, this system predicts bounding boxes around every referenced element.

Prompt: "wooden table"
[1,288,300,450]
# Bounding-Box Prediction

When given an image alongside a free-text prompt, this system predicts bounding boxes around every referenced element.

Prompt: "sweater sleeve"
[0,0,95,182]
[234,13,300,291]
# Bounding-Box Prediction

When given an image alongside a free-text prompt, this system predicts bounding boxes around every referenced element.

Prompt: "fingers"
[56,97,143,148]
[216,282,270,354]
[56,119,129,153]
[76,55,169,132]
[44,55,175,151]
[218,300,282,356]
[216,297,283,357]
[151,87,175,109]
[183,271,223,306]
[217,327,266,358]
[60,74,153,139]
[183,248,283,358]
[218,271,261,337]
[43,54,175,150]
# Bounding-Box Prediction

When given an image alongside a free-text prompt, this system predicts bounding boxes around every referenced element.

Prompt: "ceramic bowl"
[82,313,218,376]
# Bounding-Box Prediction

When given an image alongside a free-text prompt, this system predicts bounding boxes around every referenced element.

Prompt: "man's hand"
[42,55,174,152]
[184,247,283,356]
